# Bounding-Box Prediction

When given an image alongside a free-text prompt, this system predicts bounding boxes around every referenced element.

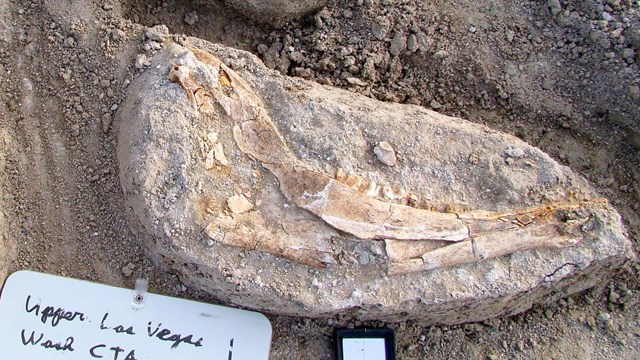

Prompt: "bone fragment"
[387,204,592,275]
[227,194,253,214]
[214,142,229,166]
[205,213,337,267]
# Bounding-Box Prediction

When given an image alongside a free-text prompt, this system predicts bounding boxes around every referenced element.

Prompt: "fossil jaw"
[167,45,603,275]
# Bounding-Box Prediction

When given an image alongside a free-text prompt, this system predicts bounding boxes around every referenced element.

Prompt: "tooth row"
[334,168,415,206]
[332,168,470,213]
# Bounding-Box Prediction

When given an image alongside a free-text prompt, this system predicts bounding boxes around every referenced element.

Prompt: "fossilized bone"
[168,45,601,275]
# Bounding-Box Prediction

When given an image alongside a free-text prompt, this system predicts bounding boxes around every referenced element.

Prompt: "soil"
[0,0,639,359]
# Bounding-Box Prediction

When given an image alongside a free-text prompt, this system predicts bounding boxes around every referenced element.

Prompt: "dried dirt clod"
[374,141,397,166]
[227,194,254,214]
[145,25,169,42]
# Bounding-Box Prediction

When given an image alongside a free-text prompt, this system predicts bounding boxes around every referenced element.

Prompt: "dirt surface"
[0,0,639,359]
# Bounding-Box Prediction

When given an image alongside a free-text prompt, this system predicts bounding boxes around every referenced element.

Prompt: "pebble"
[257,44,269,54]
[184,11,198,26]
[407,34,418,53]
[99,79,111,88]
[121,263,135,278]
[228,194,254,214]
[433,50,449,59]
[429,99,442,109]
[373,141,397,167]
[602,12,613,22]
[101,113,112,133]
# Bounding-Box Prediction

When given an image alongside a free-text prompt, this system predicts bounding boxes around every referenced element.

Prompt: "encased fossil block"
[117,37,635,323]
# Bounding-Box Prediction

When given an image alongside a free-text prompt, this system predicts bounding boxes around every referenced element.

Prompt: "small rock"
[433,50,449,59]
[598,312,611,322]
[135,54,151,69]
[429,99,442,109]
[102,4,113,11]
[346,77,367,86]
[469,25,477,34]
[184,11,198,26]
[101,113,112,133]
[622,48,635,63]
[64,36,76,48]
[586,316,597,330]
[228,194,254,214]
[548,0,562,16]
[289,51,304,63]
[609,288,621,303]
[99,79,111,88]
[373,141,397,167]
[145,25,169,42]
[257,44,269,54]
[407,34,418,53]
[505,147,526,158]
[506,29,515,43]
[121,263,135,278]
[602,12,613,22]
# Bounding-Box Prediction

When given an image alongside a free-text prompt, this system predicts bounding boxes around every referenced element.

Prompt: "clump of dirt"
[0,0,639,359]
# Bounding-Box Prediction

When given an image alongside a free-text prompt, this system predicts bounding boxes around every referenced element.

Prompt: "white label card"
[0,271,272,360]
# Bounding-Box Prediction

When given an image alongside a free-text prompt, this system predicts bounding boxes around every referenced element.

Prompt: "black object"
[336,328,396,360]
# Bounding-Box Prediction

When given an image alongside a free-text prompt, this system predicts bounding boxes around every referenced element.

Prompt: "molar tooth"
[335,168,347,182]
[345,174,363,189]
[408,193,419,207]
[383,185,396,200]
[365,181,379,197]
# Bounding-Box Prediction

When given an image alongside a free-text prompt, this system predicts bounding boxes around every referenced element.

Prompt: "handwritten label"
[0,271,272,359]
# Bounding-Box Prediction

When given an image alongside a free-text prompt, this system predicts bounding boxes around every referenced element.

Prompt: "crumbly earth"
[0,0,639,359]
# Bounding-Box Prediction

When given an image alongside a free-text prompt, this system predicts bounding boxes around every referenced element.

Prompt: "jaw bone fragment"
[169,45,599,274]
